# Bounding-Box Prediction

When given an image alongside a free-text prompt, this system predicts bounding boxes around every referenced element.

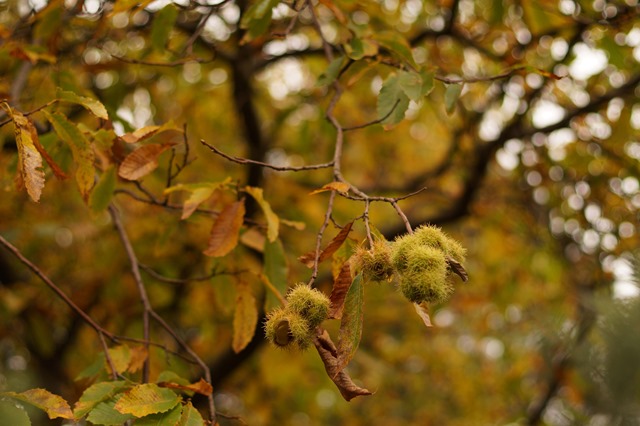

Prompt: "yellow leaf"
[232,281,258,353]
[245,186,279,242]
[203,199,246,257]
[118,143,173,181]
[120,120,182,144]
[7,108,45,202]
[309,181,350,195]
[2,388,73,420]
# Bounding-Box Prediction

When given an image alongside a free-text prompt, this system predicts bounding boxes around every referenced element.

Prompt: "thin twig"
[109,204,152,383]
[200,139,334,171]
[139,263,247,284]
[343,99,401,132]
[110,54,213,67]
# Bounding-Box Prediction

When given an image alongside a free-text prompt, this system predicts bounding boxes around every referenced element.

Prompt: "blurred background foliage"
[1,0,640,424]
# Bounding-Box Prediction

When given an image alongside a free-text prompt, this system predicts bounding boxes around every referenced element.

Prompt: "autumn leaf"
[135,404,182,426]
[120,120,182,144]
[86,399,134,425]
[106,345,132,375]
[299,221,353,268]
[309,181,350,195]
[377,73,411,127]
[245,186,279,242]
[203,199,245,257]
[164,178,233,219]
[157,378,213,396]
[329,260,353,319]
[114,383,180,417]
[264,238,288,310]
[413,302,433,328]
[74,381,130,419]
[0,400,30,426]
[44,110,95,200]
[444,83,463,114]
[89,167,117,213]
[314,330,372,401]
[446,255,469,282]
[179,401,204,425]
[127,346,148,374]
[336,272,365,374]
[232,281,258,353]
[118,143,173,181]
[2,388,74,420]
[2,105,45,202]
[56,88,109,119]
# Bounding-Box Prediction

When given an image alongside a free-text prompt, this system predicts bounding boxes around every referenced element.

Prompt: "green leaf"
[114,384,180,417]
[90,167,117,213]
[344,37,377,60]
[317,55,347,87]
[2,389,73,420]
[374,31,417,68]
[398,70,435,102]
[178,401,204,426]
[336,272,365,373]
[0,400,31,426]
[151,4,179,51]
[135,403,183,426]
[376,74,410,126]
[44,110,95,200]
[87,398,135,425]
[33,0,63,42]
[239,0,280,41]
[75,352,106,380]
[56,88,109,119]
[74,381,129,419]
[245,186,279,242]
[444,83,463,114]
[264,238,288,311]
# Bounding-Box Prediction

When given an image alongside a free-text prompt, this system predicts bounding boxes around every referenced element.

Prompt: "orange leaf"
[118,143,172,181]
[299,221,353,268]
[203,199,245,257]
[157,378,213,396]
[120,120,181,144]
[329,260,353,319]
[232,281,258,353]
[309,181,350,195]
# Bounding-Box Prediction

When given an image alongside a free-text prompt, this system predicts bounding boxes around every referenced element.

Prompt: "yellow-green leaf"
[0,400,31,426]
[245,186,279,242]
[336,272,364,374]
[444,83,463,115]
[90,167,117,213]
[114,383,180,417]
[118,143,173,181]
[232,280,258,353]
[151,4,178,51]
[2,388,74,420]
[374,31,417,69]
[56,88,109,119]
[178,401,204,426]
[106,345,132,375]
[264,238,288,310]
[204,199,245,257]
[74,381,129,419]
[87,399,135,425]
[44,110,95,200]
[377,74,410,127]
[135,403,182,426]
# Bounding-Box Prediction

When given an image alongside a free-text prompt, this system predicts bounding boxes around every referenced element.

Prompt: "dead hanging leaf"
[118,143,173,181]
[120,120,182,144]
[299,221,354,268]
[232,281,258,353]
[446,255,468,282]
[2,104,45,202]
[309,181,350,195]
[245,186,279,242]
[329,260,353,319]
[413,302,433,328]
[203,199,245,257]
[157,378,213,396]
[314,330,372,401]
[336,272,364,375]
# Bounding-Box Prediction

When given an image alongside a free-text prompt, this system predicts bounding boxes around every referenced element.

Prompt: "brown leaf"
[232,281,258,353]
[335,273,364,374]
[446,255,468,282]
[298,221,353,268]
[329,260,353,319]
[31,126,68,180]
[413,302,433,328]
[158,378,213,396]
[309,181,350,195]
[126,346,148,373]
[118,143,173,181]
[314,330,372,401]
[203,199,245,257]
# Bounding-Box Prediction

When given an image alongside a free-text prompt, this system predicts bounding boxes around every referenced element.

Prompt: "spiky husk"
[353,240,394,282]
[398,267,452,304]
[285,283,330,328]
[390,233,414,273]
[264,308,313,350]
[413,225,466,263]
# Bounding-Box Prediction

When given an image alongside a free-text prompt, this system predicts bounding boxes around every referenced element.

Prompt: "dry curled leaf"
[314,330,372,401]
[298,221,353,268]
[446,255,468,282]
[329,260,353,319]
[309,181,350,195]
[203,199,245,257]
[413,302,433,328]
